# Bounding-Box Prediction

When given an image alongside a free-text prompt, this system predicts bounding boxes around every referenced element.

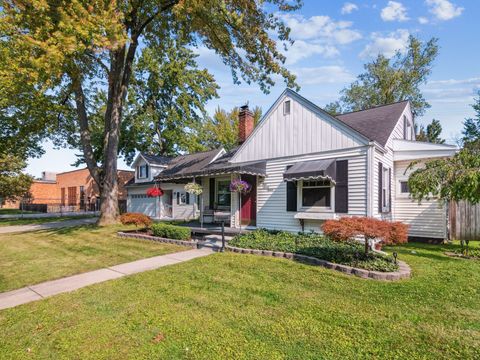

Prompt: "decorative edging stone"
[117,231,196,248]
[225,245,411,281]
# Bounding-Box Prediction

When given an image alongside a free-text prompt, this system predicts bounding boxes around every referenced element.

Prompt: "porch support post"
[192,177,196,221]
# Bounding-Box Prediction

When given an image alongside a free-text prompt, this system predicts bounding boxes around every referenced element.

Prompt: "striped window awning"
[283,159,336,182]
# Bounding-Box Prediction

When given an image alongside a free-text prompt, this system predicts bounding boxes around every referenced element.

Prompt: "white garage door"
[129,194,157,218]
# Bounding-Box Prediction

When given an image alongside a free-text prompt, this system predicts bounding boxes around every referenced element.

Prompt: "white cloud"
[381,1,409,22]
[278,14,362,64]
[280,14,362,44]
[429,77,480,86]
[360,29,410,59]
[422,76,480,104]
[426,0,463,21]
[293,66,355,85]
[341,2,359,14]
[284,40,339,65]
[418,16,429,24]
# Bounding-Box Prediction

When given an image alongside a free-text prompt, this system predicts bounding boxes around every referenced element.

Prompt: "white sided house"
[127,89,457,241]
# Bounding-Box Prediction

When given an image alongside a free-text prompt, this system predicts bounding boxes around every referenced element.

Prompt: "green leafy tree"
[462,91,480,148]
[326,36,438,117]
[408,100,480,204]
[59,36,219,165]
[323,101,343,116]
[201,106,262,151]
[1,0,300,225]
[416,119,445,144]
[0,153,33,204]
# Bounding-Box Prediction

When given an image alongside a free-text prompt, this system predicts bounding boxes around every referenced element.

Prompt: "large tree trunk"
[98,105,121,225]
[97,48,126,225]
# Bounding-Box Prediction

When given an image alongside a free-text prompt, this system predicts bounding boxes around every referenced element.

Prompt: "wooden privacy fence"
[449,201,480,241]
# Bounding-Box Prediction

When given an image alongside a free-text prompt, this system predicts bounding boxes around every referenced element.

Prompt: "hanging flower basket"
[229,179,251,194]
[146,187,164,197]
[184,182,203,195]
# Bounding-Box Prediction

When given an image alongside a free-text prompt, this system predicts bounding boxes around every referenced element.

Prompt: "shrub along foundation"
[225,245,411,281]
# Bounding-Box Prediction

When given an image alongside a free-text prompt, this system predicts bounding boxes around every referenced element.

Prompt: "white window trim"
[138,164,148,179]
[297,179,335,213]
[396,178,411,199]
[215,177,231,209]
[283,100,291,115]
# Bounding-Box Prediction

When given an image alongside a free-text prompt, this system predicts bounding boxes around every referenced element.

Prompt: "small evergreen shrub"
[151,223,191,240]
[230,229,398,272]
[120,212,152,228]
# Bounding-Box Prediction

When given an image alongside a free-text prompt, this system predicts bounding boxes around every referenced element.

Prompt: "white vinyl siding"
[127,184,198,220]
[256,147,368,232]
[393,160,447,239]
[372,104,413,220]
[232,94,367,163]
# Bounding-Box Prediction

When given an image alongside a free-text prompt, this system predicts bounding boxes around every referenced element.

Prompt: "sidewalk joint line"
[106,268,127,275]
[27,286,44,299]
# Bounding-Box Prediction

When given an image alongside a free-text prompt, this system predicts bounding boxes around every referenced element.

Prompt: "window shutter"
[388,167,392,213]
[145,165,149,178]
[403,116,407,139]
[285,166,297,212]
[335,160,348,213]
[136,166,139,179]
[378,162,383,213]
[286,181,297,211]
[209,178,215,209]
[186,192,190,205]
[177,192,180,205]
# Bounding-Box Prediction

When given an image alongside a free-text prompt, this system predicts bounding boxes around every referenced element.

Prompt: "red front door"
[240,175,257,226]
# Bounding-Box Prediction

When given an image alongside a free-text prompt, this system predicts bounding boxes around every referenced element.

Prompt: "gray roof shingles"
[155,148,224,180]
[135,100,408,182]
[141,153,172,166]
[336,101,409,146]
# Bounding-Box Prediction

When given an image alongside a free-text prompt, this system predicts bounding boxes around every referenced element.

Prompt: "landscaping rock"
[352,268,369,278]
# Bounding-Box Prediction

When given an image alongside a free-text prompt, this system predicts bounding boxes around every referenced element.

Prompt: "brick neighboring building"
[57,168,133,210]
[2,168,134,212]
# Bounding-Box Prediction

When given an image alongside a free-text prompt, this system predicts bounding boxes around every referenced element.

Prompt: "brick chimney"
[238,104,254,144]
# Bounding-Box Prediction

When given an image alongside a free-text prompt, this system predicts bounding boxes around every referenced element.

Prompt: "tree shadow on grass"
[25,224,100,237]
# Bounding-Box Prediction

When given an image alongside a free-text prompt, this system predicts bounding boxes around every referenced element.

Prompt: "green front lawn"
[0,241,479,359]
[0,215,96,227]
[0,225,184,292]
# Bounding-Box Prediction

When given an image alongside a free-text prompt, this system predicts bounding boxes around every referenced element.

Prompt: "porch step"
[197,235,233,249]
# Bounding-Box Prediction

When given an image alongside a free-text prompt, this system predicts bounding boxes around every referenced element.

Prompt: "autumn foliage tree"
[0,0,300,225]
[322,217,408,255]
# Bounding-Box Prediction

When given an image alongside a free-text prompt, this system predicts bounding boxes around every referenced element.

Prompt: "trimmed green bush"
[230,229,398,272]
[151,223,191,240]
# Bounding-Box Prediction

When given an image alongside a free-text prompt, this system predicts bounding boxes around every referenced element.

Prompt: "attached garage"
[128,194,157,218]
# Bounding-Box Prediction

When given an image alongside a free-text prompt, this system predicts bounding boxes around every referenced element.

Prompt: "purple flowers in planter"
[229,179,251,194]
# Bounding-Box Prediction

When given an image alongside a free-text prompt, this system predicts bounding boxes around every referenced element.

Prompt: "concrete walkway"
[0,248,213,310]
[0,217,98,234]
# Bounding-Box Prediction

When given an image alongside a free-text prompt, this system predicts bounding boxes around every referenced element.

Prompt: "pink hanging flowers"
[229,179,251,194]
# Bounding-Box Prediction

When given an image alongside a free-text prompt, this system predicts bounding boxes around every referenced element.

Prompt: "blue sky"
[26,0,479,177]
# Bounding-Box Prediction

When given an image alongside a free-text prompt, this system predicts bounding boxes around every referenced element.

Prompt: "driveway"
[0,217,98,234]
